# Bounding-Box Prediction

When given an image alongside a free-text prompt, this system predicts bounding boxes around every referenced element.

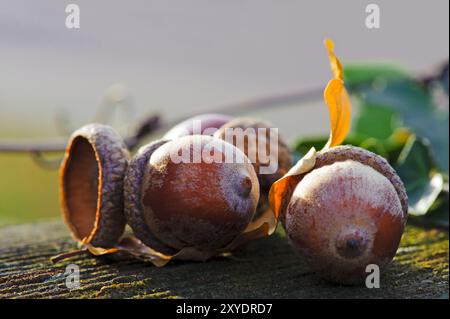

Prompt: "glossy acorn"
[124,135,260,257]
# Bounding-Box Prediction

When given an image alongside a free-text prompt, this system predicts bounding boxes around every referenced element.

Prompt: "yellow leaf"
[323,38,351,148]
[269,148,317,221]
[324,78,351,148]
[324,38,344,81]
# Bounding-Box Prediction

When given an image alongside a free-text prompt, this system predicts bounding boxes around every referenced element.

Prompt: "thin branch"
[0,88,323,154]
[124,114,161,149]
[0,139,67,153]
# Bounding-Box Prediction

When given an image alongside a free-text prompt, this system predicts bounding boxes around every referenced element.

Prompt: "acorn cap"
[123,139,178,255]
[215,117,292,185]
[315,145,408,217]
[278,145,408,226]
[214,117,292,217]
[59,123,129,248]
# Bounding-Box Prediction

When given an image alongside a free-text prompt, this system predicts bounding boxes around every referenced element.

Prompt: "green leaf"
[344,64,410,88]
[358,137,389,159]
[293,137,328,156]
[395,136,445,216]
[353,104,399,140]
[348,66,449,173]
[293,135,367,157]
[293,132,402,162]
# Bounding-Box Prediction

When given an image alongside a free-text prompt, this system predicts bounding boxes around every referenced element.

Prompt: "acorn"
[281,145,408,284]
[163,113,233,139]
[214,117,293,216]
[59,123,129,248]
[124,135,260,257]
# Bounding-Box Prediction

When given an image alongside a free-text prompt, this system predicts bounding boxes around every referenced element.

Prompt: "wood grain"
[0,220,448,299]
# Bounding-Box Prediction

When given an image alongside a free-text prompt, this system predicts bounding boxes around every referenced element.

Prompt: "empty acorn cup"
[59,123,130,248]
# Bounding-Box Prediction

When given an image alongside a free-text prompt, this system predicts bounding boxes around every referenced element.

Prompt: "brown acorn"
[59,123,129,248]
[281,145,408,284]
[214,117,292,216]
[124,135,259,257]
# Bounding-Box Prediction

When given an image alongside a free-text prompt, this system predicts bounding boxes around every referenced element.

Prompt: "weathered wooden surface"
[0,220,448,299]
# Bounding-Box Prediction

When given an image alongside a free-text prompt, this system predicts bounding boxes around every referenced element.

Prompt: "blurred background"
[0,0,448,226]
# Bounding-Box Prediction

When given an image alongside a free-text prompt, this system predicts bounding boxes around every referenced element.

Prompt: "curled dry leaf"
[324,38,344,81]
[268,148,317,224]
[323,38,351,148]
[324,79,351,149]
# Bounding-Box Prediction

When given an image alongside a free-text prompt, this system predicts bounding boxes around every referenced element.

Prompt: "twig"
[0,139,66,153]
[0,88,323,155]
[124,114,161,150]
[0,114,161,154]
